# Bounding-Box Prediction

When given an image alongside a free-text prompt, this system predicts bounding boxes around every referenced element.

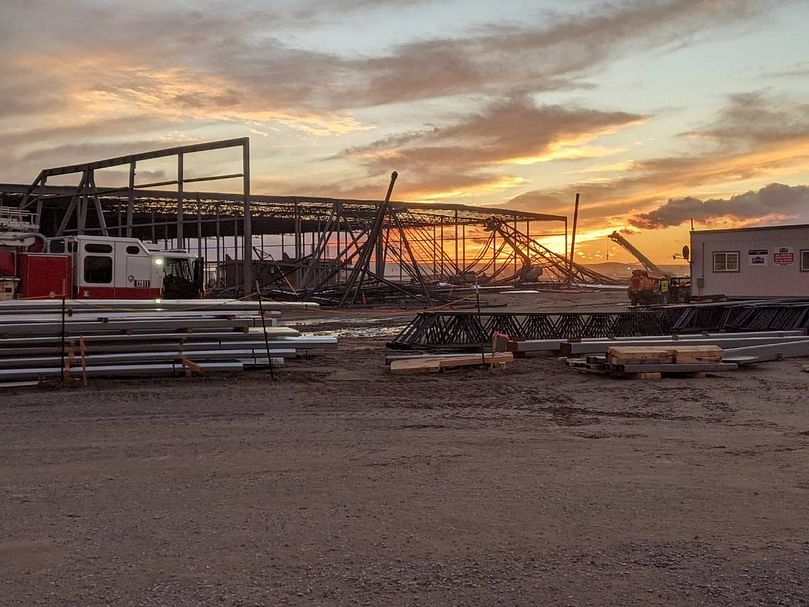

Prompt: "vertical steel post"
[197,207,202,258]
[177,152,184,248]
[492,228,496,278]
[60,293,66,383]
[454,210,459,276]
[336,202,341,285]
[440,218,445,278]
[126,160,135,237]
[215,210,221,286]
[294,201,302,287]
[255,280,275,379]
[462,223,466,272]
[242,141,253,295]
[33,176,46,227]
[77,170,89,234]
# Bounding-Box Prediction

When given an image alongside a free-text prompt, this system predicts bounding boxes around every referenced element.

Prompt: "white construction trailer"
[690,224,809,298]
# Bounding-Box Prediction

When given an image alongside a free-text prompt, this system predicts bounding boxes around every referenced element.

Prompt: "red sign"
[773,247,795,265]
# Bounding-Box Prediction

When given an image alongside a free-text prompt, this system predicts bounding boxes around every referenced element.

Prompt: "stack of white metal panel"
[0,299,336,382]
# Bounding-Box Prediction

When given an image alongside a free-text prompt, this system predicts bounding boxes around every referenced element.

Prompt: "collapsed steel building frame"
[1,137,617,304]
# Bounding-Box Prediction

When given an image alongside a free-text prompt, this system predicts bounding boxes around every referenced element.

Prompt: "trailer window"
[85,243,113,254]
[713,251,740,272]
[84,256,113,283]
[50,239,65,253]
[801,250,809,272]
[126,245,140,255]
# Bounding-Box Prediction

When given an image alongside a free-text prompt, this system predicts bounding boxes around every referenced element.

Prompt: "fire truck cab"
[46,235,203,300]
[0,207,203,300]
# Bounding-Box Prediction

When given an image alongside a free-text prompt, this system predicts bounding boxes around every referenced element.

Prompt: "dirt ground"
[2,291,809,606]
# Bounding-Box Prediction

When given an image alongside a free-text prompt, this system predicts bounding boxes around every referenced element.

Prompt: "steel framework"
[15,138,254,294]
[1,138,619,305]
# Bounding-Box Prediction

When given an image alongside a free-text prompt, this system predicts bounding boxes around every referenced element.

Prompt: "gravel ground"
[1,298,809,605]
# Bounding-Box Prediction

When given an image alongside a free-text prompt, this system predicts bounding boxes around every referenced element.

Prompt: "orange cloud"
[8,52,367,137]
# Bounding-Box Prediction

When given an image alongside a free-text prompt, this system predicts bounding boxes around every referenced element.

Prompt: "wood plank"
[672,345,722,364]
[390,359,442,375]
[607,346,674,365]
[439,352,514,369]
[390,352,514,374]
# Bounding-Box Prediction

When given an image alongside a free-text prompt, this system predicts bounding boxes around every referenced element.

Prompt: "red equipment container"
[0,252,15,277]
[18,253,72,299]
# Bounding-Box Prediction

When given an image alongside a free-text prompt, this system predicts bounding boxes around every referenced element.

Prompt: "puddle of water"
[288,316,408,338]
[309,325,403,338]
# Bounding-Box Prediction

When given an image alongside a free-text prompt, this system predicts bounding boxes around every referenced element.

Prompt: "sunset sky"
[2,0,809,263]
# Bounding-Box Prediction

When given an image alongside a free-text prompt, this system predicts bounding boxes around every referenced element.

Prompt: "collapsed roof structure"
[1,138,619,305]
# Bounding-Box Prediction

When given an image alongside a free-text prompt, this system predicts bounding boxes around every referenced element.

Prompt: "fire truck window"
[84,256,113,284]
[50,239,65,253]
[85,243,113,254]
[126,245,140,255]
[164,258,192,281]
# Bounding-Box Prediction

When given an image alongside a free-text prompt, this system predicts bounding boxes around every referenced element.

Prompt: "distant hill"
[584,261,689,279]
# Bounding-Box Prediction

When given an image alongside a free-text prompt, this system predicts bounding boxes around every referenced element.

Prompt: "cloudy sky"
[2,0,809,262]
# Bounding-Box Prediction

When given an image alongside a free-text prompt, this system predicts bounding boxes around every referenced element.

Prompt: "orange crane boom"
[608,231,666,276]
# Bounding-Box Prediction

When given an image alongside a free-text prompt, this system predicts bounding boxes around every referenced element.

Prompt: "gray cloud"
[0,0,783,117]
[0,115,171,148]
[338,0,781,107]
[17,140,180,175]
[629,183,809,229]
[0,0,792,186]
[687,90,809,148]
[337,95,643,197]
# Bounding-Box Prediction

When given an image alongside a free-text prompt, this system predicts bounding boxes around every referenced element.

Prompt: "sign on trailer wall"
[773,247,795,266]
[748,249,768,266]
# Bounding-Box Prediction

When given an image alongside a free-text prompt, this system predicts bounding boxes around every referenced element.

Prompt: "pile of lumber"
[0,299,336,385]
[388,352,513,375]
[508,330,809,364]
[563,345,738,379]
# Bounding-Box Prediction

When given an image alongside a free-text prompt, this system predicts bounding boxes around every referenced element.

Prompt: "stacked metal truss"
[388,300,809,350]
[388,309,684,349]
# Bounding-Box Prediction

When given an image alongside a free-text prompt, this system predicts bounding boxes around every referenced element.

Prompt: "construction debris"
[564,345,736,379]
[0,299,334,384]
[2,138,585,308]
[556,332,809,356]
